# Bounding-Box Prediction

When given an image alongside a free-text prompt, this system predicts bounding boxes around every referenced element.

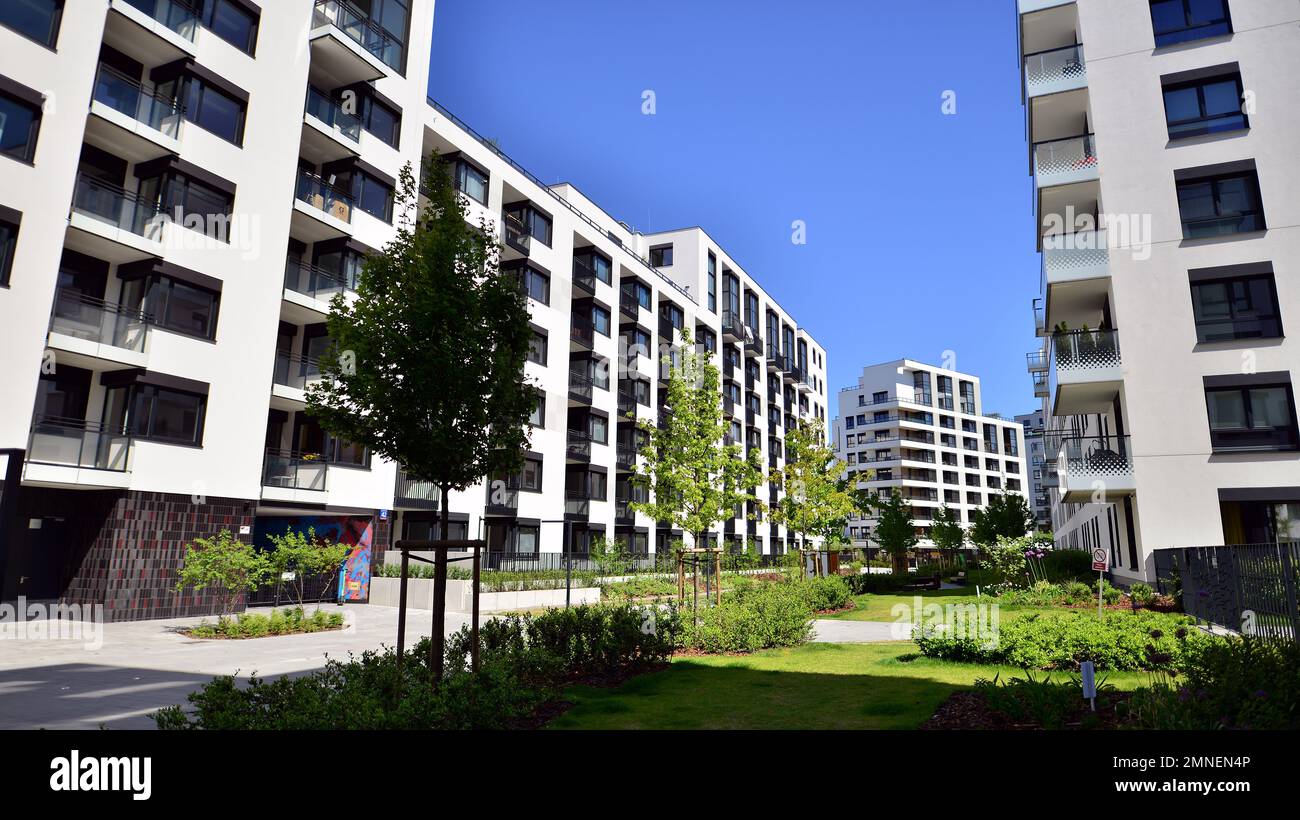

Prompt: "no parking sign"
[1091,547,1108,572]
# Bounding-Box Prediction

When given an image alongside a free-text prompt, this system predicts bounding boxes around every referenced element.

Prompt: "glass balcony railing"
[1060,434,1133,479]
[502,211,531,255]
[1052,328,1121,373]
[49,289,152,351]
[92,65,182,138]
[71,175,164,239]
[263,449,328,492]
[305,86,362,142]
[272,351,323,391]
[1024,44,1087,95]
[122,0,199,41]
[296,171,354,223]
[1033,133,1098,185]
[284,258,354,301]
[312,0,403,71]
[27,417,132,472]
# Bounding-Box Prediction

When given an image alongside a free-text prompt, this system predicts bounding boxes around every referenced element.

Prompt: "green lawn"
[823,588,1056,622]
[548,642,1150,730]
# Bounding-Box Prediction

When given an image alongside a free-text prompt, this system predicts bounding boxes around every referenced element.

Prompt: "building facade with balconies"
[1017,0,1300,581]
[0,1,826,619]
[833,359,1028,548]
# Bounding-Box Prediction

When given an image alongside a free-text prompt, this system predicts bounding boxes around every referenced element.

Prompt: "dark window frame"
[649,244,674,268]
[1190,271,1283,343]
[1204,381,1299,452]
[107,382,208,446]
[453,158,487,204]
[182,76,246,146]
[0,87,42,164]
[201,0,259,56]
[1176,170,1266,239]
[0,212,18,286]
[1162,72,1247,139]
[1149,0,1233,48]
[0,0,63,48]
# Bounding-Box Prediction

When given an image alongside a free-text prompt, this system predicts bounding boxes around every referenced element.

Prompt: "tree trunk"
[891,550,908,576]
[430,482,451,689]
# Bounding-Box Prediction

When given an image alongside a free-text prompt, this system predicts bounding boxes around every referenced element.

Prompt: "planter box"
[368,577,600,613]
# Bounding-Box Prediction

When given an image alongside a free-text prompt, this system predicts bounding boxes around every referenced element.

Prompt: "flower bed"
[185,607,345,639]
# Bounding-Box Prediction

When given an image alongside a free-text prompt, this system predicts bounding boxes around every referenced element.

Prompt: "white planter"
[368,577,600,612]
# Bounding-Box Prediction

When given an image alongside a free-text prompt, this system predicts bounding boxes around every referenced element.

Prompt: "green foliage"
[264,527,350,608]
[843,573,915,595]
[974,672,1115,730]
[306,152,536,518]
[589,537,632,577]
[677,582,813,653]
[187,606,344,639]
[373,561,600,591]
[768,420,856,546]
[1128,582,1155,606]
[1095,578,1122,605]
[929,504,965,559]
[155,602,674,730]
[981,535,1032,589]
[630,328,764,546]
[869,490,916,574]
[1124,637,1300,730]
[915,609,1214,671]
[1042,549,1093,583]
[969,491,1035,547]
[796,575,852,612]
[175,530,269,616]
[601,576,678,601]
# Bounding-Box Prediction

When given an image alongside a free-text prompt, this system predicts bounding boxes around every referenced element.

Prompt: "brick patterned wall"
[59,491,257,622]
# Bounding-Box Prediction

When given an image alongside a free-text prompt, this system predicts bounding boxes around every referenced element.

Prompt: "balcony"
[47,289,151,369]
[1018,0,1075,12]
[614,502,636,525]
[743,332,763,359]
[1033,134,1098,188]
[272,352,323,405]
[564,492,591,520]
[566,429,593,462]
[1025,44,1087,98]
[309,0,393,86]
[1032,297,1046,337]
[86,65,181,161]
[262,449,328,498]
[283,258,353,317]
[616,446,637,471]
[293,171,354,241]
[721,310,745,342]
[302,87,362,163]
[69,175,165,258]
[24,417,132,487]
[570,316,596,351]
[1057,434,1135,502]
[485,482,520,515]
[573,258,598,295]
[394,470,440,510]
[1053,328,1122,414]
[1027,350,1049,374]
[502,212,531,256]
[1043,229,1110,292]
[795,365,813,393]
[568,369,594,405]
[765,340,783,372]
[108,0,198,60]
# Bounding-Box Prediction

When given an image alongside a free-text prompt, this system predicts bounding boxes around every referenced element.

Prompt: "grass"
[822,588,1059,623]
[548,641,1151,730]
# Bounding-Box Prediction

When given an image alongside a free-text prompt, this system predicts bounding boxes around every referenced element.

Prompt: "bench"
[905,575,942,591]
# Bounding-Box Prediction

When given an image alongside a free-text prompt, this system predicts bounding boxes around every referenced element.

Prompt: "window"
[138,276,220,339]
[516,525,539,553]
[591,305,611,337]
[145,172,235,241]
[454,159,487,204]
[360,93,400,148]
[1177,171,1265,238]
[0,214,17,286]
[706,252,717,312]
[1205,382,1298,451]
[182,78,245,145]
[521,455,543,491]
[1149,0,1232,48]
[1190,272,1282,342]
[1163,73,1246,139]
[507,204,551,247]
[623,279,651,310]
[527,330,547,365]
[1,0,62,47]
[529,392,545,428]
[351,171,392,222]
[106,383,207,445]
[520,265,549,304]
[202,0,258,55]
[590,414,608,445]
[649,244,673,267]
[589,252,611,285]
[0,87,42,163]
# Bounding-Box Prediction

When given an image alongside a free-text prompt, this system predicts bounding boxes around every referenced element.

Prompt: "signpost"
[1092,547,1109,617]
[1080,660,1097,711]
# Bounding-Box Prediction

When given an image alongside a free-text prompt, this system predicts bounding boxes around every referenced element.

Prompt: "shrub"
[1063,581,1093,605]
[186,606,345,639]
[797,575,852,612]
[975,672,1115,729]
[1041,549,1093,583]
[1095,579,1122,605]
[1128,582,1155,606]
[844,573,913,595]
[916,610,1215,671]
[1124,637,1300,730]
[678,582,812,653]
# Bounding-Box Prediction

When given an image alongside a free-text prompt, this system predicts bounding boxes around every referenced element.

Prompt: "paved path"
[0,605,471,730]
[811,619,914,643]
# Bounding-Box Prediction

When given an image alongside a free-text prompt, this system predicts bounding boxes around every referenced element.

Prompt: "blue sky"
[428,0,1039,418]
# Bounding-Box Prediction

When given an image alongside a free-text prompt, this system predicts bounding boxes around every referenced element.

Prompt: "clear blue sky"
[428,0,1040,419]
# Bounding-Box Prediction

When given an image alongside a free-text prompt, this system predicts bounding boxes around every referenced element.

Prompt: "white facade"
[1015,409,1052,530]
[833,359,1028,547]
[1018,0,1300,580]
[0,1,824,614]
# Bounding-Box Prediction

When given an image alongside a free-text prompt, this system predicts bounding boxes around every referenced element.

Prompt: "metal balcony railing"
[1025,43,1087,94]
[92,64,182,138]
[296,171,354,223]
[72,175,164,239]
[263,449,328,491]
[123,0,199,41]
[305,86,362,142]
[27,416,132,472]
[568,369,594,403]
[284,258,355,301]
[570,315,595,349]
[566,429,593,460]
[49,289,152,351]
[1052,328,1121,373]
[572,257,598,294]
[502,211,530,255]
[721,310,744,340]
[1026,350,1049,372]
[272,351,323,391]
[394,469,440,508]
[312,0,402,70]
[1060,434,1133,479]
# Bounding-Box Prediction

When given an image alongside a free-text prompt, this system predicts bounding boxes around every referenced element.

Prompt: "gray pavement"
[0,604,472,730]
[811,619,914,643]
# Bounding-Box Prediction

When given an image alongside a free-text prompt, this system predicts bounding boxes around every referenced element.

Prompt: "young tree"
[306,153,535,681]
[630,329,764,552]
[265,527,350,609]
[929,504,966,570]
[176,530,269,617]
[769,419,857,551]
[870,490,918,575]
[969,490,1036,548]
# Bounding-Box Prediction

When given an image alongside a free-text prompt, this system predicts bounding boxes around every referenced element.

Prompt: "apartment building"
[833,360,1028,547]
[0,0,825,620]
[1015,409,1053,530]
[1017,0,1300,581]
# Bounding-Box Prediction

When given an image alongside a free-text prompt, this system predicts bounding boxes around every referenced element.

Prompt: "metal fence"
[246,571,340,607]
[1153,543,1300,641]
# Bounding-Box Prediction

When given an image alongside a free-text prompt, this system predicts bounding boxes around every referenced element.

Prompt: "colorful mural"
[252,515,373,601]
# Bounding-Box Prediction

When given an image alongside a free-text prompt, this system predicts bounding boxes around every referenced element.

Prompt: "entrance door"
[8,516,69,602]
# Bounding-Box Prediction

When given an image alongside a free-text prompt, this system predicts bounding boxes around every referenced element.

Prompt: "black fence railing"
[1154,542,1300,641]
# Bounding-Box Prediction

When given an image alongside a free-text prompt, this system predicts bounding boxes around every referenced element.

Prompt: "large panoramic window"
[105,383,207,446]
[1177,171,1265,238]
[202,0,259,55]
[1163,73,1246,139]
[0,87,42,163]
[361,93,401,148]
[1205,383,1298,452]
[142,276,220,339]
[181,77,245,145]
[1190,272,1282,342]
[351,170,393,222]
[519,265,549,304]
[1149,0,1232,48]
[454,159,487,204]
[0,0,62,47]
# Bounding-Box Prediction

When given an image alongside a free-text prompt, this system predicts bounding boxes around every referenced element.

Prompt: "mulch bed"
[920,689,1133,730]
[815,602,858,616]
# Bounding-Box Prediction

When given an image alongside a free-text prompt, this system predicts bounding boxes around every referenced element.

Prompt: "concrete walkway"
[0,605,471,730]
[811,619,915,643]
